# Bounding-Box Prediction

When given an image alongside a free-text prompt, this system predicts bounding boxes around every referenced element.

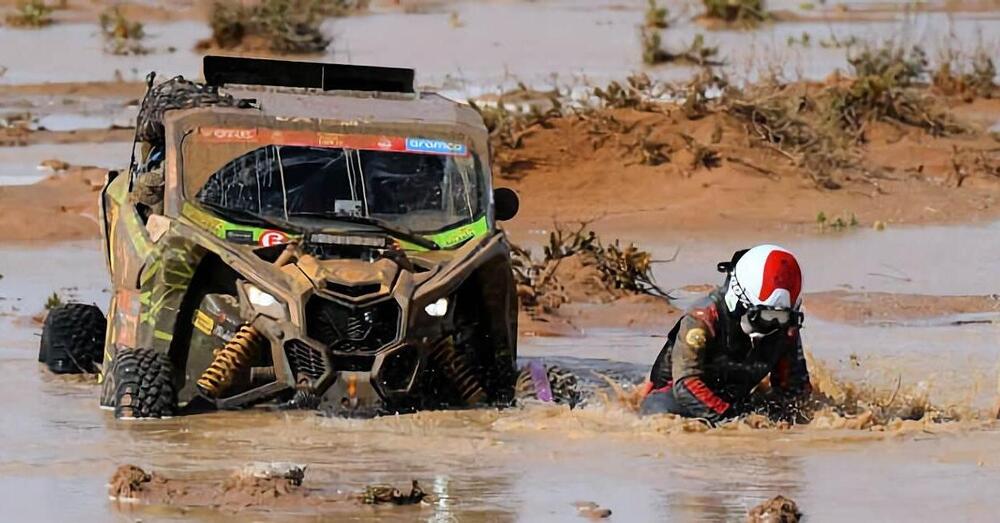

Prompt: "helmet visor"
[747,306,802,331]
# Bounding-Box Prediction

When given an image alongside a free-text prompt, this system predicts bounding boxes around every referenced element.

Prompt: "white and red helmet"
[724,244,803,313]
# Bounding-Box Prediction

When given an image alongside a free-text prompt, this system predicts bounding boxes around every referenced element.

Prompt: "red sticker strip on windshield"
[197,127,467,156]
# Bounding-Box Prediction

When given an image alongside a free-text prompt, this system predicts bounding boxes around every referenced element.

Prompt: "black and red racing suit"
[642,288,811,423]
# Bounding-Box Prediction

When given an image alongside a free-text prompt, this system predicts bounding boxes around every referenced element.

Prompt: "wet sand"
[0,166,106,241]
[3,94,999,242]
[805,290,1000,325]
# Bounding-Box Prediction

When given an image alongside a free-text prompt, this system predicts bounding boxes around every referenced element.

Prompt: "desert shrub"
[701,0,768,26]
[99,7,148,55]
[641,31,722,66]
[644,0,668,29]
[205,0,332,54]
[847,44,927,86]
[725,42,966,188]
[932,46,997,99]
[5,0,53,28]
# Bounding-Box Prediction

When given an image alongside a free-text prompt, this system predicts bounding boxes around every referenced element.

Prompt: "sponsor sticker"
[685,327,708,350]
[197,128,467,157]
[405,137,467,156]
[193,310,215,336]
[198,127,258,142]
[317,132,346,148]
[225,229,255,244]
[259,229,289,247]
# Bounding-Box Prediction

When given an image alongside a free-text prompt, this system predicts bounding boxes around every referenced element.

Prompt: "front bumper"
[219,293,451,413]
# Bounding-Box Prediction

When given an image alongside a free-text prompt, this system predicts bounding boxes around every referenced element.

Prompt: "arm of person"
[770,328,812,399]
[647,321,682,390]
[669,315,732,423]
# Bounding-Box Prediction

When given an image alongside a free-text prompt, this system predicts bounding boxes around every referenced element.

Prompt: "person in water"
[640,244,811,424]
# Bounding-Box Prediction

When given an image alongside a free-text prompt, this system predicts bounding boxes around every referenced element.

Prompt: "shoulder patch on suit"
[684,327,708,350]
[689,302,719,337]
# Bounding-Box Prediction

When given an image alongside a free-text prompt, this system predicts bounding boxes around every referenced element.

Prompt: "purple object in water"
[527,360,553,402]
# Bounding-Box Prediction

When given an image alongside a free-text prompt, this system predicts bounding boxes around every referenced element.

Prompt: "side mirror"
[494,187,519,222]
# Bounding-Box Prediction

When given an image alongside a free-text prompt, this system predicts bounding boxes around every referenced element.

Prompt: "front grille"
[306,297,400,354]
[284,340,327,381]
[325,281,382,297]
[332,354,375,372]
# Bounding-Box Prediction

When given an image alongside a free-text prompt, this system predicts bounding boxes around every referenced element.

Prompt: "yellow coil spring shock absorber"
[197,325,263,398]
[430,340,486,405]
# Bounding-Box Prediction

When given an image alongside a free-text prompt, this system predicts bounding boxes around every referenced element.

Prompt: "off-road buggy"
[39,56,525,418]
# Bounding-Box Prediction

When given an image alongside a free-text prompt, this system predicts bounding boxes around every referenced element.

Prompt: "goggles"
[746,305,803,331]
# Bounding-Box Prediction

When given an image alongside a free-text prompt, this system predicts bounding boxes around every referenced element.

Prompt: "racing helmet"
[721,244,803,333]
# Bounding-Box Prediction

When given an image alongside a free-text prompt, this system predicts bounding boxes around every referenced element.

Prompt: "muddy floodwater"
[2,222,999,522]
[0,0,997,93]
[1,0,999,519]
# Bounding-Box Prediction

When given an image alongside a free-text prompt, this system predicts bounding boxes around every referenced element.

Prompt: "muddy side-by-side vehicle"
[38,56,525,418]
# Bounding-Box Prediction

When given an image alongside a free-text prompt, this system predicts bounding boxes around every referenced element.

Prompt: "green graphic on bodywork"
[182,202,488,250]
[139,233,206,353]
[107,174,154,270]
[182,202,299,244]
[398,216,489,251]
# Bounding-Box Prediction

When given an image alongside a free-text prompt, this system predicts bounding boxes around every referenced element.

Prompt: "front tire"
[39,303,106,374]
[476,276,519,406]
[113,348,176,419]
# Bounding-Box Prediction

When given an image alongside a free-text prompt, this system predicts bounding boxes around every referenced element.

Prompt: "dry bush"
[701,0,768,27]
[315,0,369,16]
[724,42,968,188]
[640,27,669,66]
[468,88,562,179]
[204,0,333,54]
[847,44,928,86]
[512,225,669,314]
[824,74,964,137]
[644,0,668,29]
[677,68,728,119]
[933,46,997,100]
[837,43,963,135]
[592,73,663,111]
[5,0,53,28]
[99,7,148,55]
[726,85,853,188]
[642,30,723,67]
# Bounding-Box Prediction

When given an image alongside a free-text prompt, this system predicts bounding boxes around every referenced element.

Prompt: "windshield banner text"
[196,127,469,157]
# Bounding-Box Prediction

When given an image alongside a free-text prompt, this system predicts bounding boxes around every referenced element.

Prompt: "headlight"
[424,297,449,317]
[244,283,287,319]
[247,285,278,308]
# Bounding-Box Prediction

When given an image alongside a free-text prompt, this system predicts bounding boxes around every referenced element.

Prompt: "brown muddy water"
[1,1,999,519]
[0,142,132,185]
[1,226,999,522]
[0,0,997,94]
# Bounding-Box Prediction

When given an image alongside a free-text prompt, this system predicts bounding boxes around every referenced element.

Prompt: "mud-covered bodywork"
[97,58,518,415]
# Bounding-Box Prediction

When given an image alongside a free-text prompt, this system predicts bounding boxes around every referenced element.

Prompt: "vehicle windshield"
[186,132,485,234]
